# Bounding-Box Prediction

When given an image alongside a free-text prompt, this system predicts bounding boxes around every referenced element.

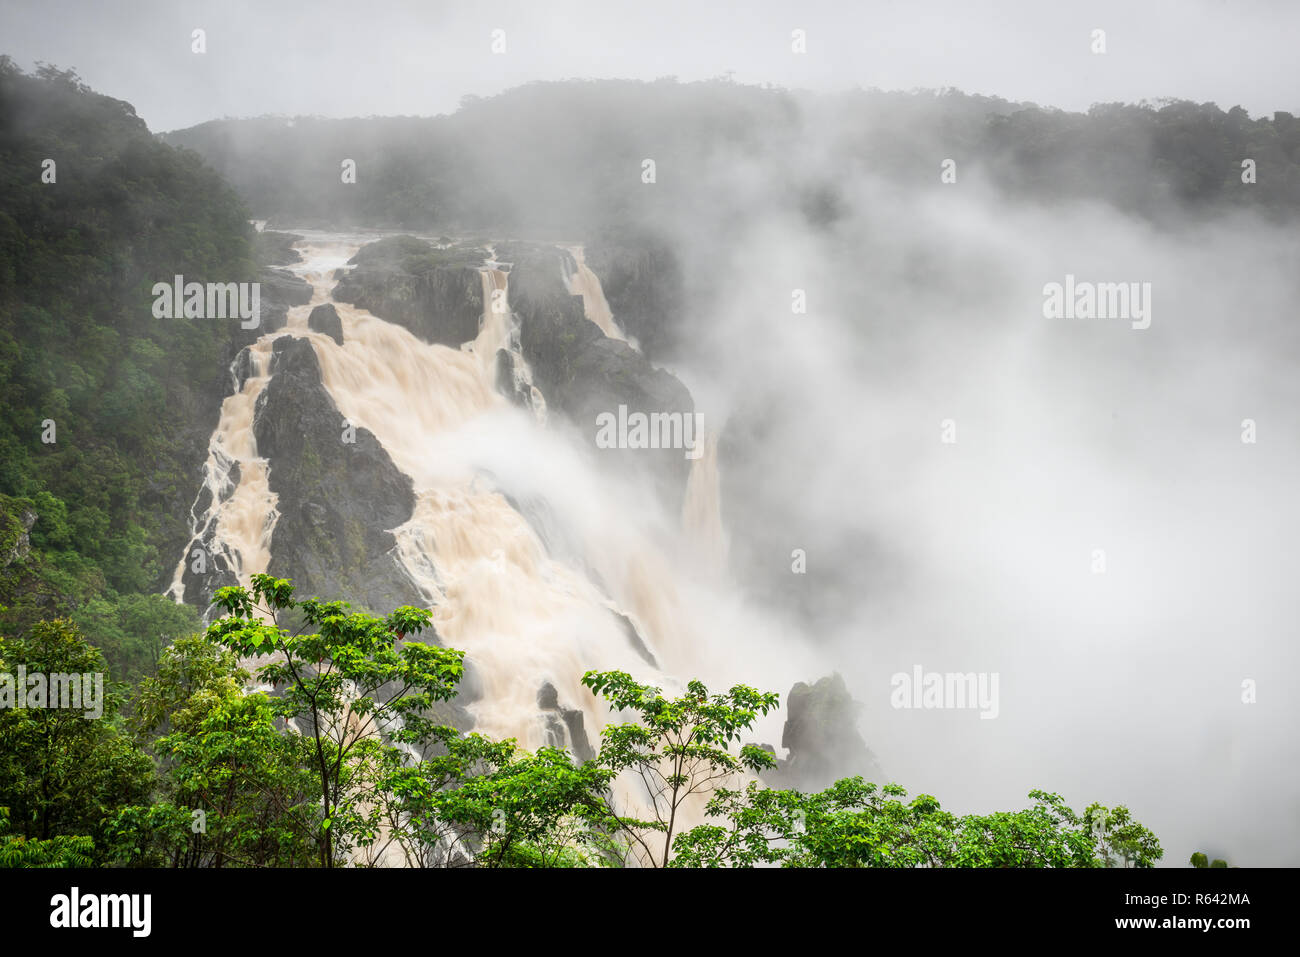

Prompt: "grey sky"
[1,0,1296,132]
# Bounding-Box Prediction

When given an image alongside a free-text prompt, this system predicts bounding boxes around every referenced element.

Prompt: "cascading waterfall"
[167,243,357,599]
[562,244,636,347]
[166,329,279,599]
[173,232,753,861]
[474,264,547,422]
[306,249,682,752]
[682,430,727,575]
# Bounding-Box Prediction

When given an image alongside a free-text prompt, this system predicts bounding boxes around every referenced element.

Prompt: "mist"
[652,122,1300,866]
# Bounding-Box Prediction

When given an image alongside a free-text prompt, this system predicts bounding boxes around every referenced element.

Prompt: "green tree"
[580,670,778,867]
[423,744,616,868]
[205,574,465,867]
[671,777,1162,868]
[0,619,152,858]
[1085,802,1164,869]
[73,591,201,684]
[0,805,93,867]
[108,635,318,867]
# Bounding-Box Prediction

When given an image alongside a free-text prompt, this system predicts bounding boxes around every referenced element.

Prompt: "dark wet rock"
[177,521,240,615]
[308,303,344,345]
[494,349,530,407]
[585,230,685,362]
[497,241,695,510]
[253,335,421,615]
[166,250,309,595]
[254,230,304,266]
[254,267,312,337]
[611,610,657,668]
[537,682,560,710]
[332,235,485,347]
[537,681,596,762]
[230,346,256,391]
[561,710,595,763]
[189,481,214,528]
[761,673,885,791]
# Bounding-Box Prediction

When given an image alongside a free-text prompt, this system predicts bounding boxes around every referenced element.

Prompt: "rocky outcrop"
[308,303,344,345]
[585,231,685,362]
[537,681,595,762]
[331,235,485,347]
[611,610,657,668]
[493,349,531,407]
[253,335,421,614]
[254,230,304,267]
[251,267,312,339]
[761,674,884,791]
[177,513,241,611]
[0,503,37,569]
[497,241,696,509]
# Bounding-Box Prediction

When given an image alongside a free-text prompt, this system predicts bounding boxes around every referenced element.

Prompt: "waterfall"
[682,430,727,574]
[166,328,280,599]
[562,244,637,348]
[167,243,356,599]
[186,237,682,747]
[170,232,801,862]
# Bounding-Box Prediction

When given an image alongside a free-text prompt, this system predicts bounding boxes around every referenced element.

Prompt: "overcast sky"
[1,0,1296,131]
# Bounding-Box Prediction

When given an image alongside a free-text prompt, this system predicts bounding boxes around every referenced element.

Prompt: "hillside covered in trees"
[0,59,271,680]
[166,79,1300,233]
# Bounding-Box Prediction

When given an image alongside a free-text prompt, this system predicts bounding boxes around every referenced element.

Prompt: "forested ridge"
[166,78,1300,233]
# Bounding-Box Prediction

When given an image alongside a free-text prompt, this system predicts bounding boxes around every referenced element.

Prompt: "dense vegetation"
[2,575,1163,868]
[165,78,1300,233]
[0,59,259,678]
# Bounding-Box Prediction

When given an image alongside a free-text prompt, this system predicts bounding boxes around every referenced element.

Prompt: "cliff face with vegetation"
[0,60,274,678]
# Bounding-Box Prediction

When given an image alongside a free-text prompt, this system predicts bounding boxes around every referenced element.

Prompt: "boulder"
[537,681,596,762]
[308,303,344,345]
[762,673,885,791]
[254,266,313,337]
[331,235,485,347]
[254,230,304,267]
